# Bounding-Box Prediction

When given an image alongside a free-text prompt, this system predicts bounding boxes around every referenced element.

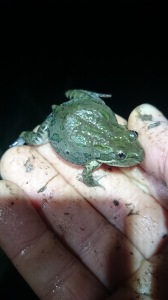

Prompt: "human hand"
[0,103,168,299]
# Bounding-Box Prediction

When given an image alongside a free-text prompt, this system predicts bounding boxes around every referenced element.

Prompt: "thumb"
[128,103,168,208]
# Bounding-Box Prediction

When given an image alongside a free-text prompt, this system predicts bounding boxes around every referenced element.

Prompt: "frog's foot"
[79,160,105,188]
[9,137,26,147]
[82,173,105,189]
[9,114,52,148]
[77,172,105,188]
[9,131,45,148]
[65,89,112,101]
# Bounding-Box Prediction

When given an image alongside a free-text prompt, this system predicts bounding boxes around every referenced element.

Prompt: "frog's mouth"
[109,158,142,167]
[98,148,145,167]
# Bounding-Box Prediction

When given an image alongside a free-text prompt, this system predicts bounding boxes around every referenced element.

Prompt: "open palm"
[0,103,168,299]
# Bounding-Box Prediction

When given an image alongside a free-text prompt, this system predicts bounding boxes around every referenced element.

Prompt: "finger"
[0,180,108,299]
[109,250,168,299]
[128,104,168,208]
[124,245,168,299]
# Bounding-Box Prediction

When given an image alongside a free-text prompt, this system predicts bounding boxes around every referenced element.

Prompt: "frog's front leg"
[81,160,104,188]
[10,113,52,147]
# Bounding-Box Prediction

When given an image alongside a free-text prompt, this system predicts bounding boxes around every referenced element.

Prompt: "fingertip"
[128,103,167,130]
[128,103,168,186]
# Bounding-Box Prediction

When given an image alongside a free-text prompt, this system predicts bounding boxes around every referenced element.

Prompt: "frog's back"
[49,95,117,166]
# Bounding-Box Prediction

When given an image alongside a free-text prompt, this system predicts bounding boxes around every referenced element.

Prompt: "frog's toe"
[79,173,105,189]
[9,137,25,148]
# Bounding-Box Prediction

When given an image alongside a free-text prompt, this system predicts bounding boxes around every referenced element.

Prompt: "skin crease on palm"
[0,103,168,299]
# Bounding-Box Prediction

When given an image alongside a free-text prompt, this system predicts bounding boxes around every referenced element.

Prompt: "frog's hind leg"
[65,89,112,101]
[10,114,52,147]
[81,160,105,188]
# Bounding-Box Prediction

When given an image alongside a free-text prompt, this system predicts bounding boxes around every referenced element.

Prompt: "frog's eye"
[129,130,138,140]
[116,151,126,160]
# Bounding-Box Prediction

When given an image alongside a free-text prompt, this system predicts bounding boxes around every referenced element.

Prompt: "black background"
[0,0,168,155]
[0,0,168,298]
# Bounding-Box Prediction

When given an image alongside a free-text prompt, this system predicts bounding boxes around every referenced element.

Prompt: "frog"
[10,89,145,188]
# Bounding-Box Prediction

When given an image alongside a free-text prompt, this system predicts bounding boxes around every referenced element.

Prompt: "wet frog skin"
[11,89,145,187]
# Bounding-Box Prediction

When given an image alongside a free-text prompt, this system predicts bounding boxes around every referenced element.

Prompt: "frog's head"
[97,130,145,167]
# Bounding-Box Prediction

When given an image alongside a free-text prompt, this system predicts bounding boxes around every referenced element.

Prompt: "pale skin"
[0,103,168,299]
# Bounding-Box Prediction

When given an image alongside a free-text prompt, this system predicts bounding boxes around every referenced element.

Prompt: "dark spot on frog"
[113,199,119,206]
[50,118,55,126]
[162,234,168,239]
[10,201,14,205]
[51,133,62,143]
[64,212,70,215]
[139,113,153,121]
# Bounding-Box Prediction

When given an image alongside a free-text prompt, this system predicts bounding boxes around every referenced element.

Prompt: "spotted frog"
[11,89,145,187]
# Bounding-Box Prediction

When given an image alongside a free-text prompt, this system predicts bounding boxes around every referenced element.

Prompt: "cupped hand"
[0,103,168,300]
